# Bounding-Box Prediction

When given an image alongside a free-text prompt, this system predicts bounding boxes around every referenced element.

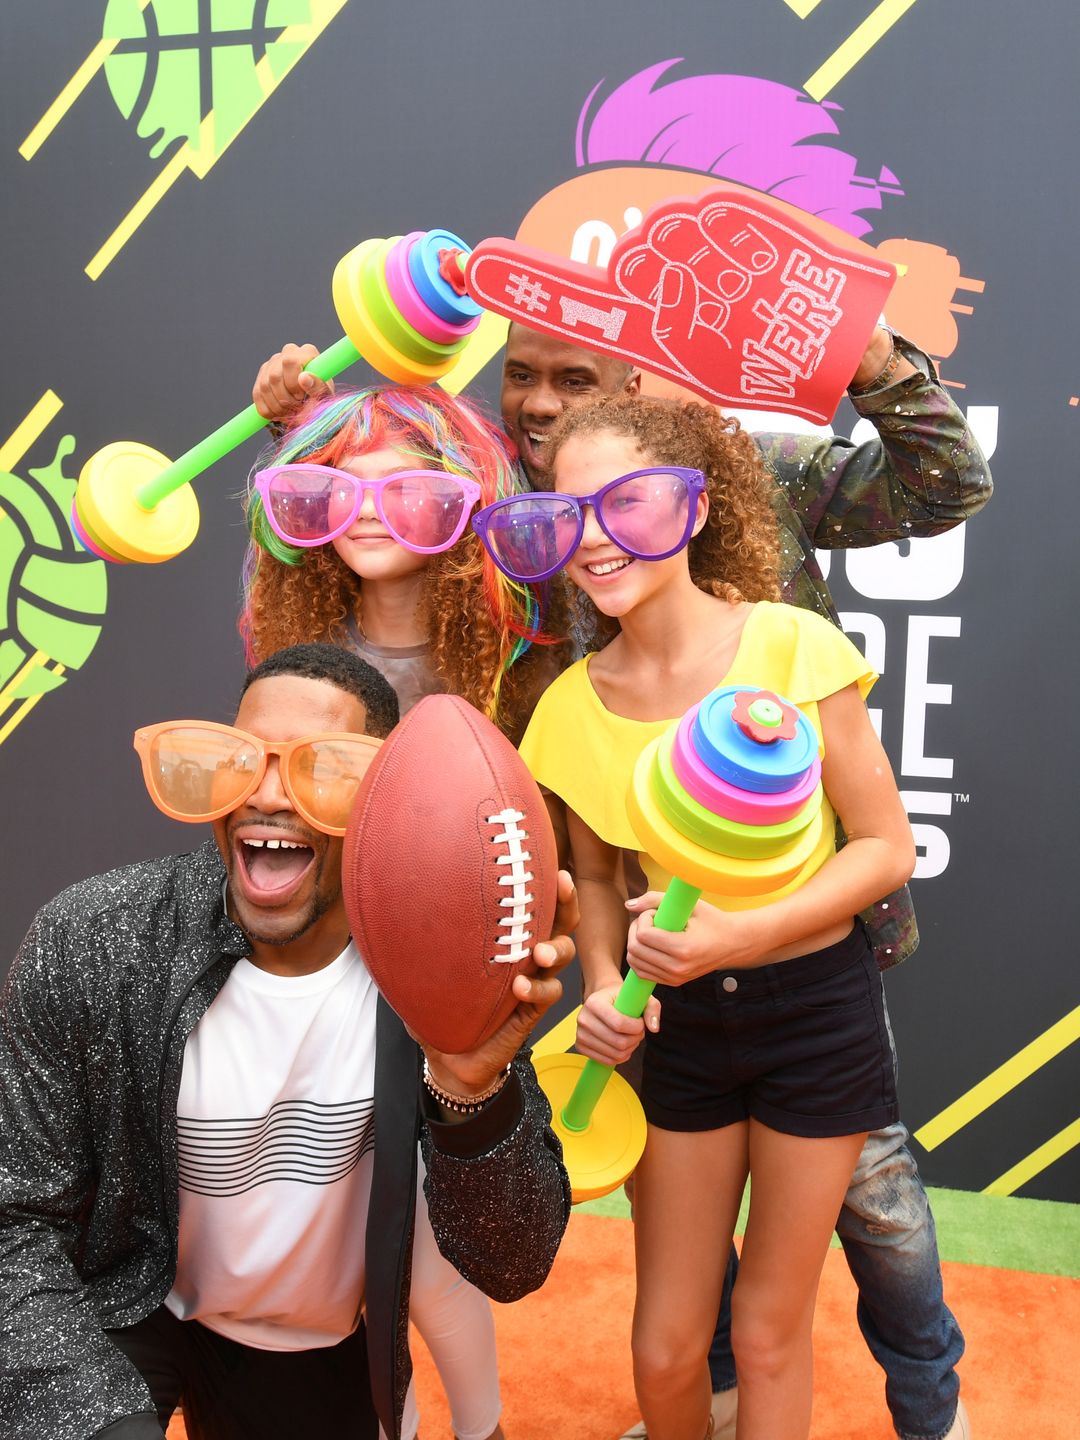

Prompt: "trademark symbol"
[953,793,970,804]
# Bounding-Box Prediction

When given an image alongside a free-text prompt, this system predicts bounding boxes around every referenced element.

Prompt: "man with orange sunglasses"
[0,643,577,1440]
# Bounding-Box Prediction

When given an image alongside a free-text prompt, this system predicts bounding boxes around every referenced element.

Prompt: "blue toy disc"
[692,685,818,794]
[408,229,482,325]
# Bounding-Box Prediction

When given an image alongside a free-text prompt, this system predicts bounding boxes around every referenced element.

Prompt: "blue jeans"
[707,1123,965,1440]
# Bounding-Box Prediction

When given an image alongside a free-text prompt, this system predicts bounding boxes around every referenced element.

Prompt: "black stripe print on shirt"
[177,1098,375,1196]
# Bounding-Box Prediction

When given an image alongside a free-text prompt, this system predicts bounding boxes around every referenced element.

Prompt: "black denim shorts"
[642,925,898,1138]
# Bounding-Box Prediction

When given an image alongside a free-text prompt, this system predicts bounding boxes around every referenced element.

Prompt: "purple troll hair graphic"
[575,60,903,238]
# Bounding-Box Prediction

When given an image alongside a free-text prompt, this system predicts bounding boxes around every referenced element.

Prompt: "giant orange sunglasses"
[134,721,382,836]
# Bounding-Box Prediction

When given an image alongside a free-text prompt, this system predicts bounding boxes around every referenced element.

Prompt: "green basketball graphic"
[102,0,314,159]
[0,436,108,703]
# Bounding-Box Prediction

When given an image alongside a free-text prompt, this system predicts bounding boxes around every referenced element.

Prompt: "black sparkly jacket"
[0,841,571,1439]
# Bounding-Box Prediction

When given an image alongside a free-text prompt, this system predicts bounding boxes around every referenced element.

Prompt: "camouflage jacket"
[754,336,992,964]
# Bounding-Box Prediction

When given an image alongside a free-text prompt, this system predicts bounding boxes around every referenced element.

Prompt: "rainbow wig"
[241,385,550,724]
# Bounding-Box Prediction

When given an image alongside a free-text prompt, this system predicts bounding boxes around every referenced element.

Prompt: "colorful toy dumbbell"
[535,686,829,1202]
[71,230,482,565]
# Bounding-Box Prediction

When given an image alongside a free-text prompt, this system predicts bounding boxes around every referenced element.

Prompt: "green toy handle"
[558,875,702,1133]
[135,334,361,511]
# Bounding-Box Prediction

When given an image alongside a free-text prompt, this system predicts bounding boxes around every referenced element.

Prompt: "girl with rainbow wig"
[240,380,567,1440]
[241,382,565,745]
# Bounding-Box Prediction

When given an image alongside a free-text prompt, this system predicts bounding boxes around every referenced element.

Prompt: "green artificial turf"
[576,1184,1080,1278]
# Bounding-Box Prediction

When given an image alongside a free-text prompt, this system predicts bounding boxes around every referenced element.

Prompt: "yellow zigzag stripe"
[0,391,64,474]
[0,659,67,747]
[0,390,64,532]
[85,149,189,281]
[20,37,122,160]
[439,311,508,397]
[915,1005,1080,1151]
[18,0,153,160]
[0,652,51,708]
[804,0,920,101]
[85,0,351,280]
[984,1118,1080,1197]
[0,397,68,745]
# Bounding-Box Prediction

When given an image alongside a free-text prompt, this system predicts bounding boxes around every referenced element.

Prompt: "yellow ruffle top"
[519,602,876,910]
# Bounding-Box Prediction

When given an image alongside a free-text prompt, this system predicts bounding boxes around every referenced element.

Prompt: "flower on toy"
[439,247,469,295]
[731,689,800,745]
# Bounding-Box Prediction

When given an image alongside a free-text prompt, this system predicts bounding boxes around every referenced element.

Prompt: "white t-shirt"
[164,941,377,1350]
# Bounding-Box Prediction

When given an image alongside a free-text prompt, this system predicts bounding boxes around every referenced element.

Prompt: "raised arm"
[758,327,992,548]
[251,342,334,421]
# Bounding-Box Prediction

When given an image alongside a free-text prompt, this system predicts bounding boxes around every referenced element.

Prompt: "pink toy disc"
[671,705,820,825]
[385,233,481,346]
[466,185,896,425]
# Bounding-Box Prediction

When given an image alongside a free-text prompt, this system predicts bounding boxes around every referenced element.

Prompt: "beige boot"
[943,1397,971,1439]
[710,1387,737,1440]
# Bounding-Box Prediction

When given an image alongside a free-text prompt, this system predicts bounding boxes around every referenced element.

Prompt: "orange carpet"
[167,1210,1078,1437]
[410,1213,1078,1439]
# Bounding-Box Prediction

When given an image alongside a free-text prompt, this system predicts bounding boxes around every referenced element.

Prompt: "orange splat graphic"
[876,239,985,359]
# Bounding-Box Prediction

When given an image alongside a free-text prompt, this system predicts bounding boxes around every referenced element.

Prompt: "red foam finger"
[466,185,896,424]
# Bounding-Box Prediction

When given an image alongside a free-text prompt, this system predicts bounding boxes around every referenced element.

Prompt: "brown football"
[341,694,559,1053]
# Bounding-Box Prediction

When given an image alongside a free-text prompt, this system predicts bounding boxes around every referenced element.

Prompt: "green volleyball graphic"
[102,0,313,159]
[0,436,108,705]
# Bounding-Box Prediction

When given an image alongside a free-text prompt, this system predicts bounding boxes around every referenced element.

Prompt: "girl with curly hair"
[479,394,914,1440]
[242,381,563,745]
[241,379,566,1440]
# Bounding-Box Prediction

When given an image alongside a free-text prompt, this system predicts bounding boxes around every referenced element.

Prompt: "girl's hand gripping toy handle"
[559,876,700,1133]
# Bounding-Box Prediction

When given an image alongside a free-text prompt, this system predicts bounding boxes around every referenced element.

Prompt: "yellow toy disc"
[333,239,457,385]
[628,736,828,896]
[535,1052,647,1204]
[77,442,200,564]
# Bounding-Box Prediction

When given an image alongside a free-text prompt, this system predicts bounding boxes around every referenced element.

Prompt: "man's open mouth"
[520,429,552,468]
[235,834,316,898]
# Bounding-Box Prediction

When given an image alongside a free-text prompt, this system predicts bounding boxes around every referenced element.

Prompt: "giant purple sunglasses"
[471,467,706,583]
[254,464,482,554]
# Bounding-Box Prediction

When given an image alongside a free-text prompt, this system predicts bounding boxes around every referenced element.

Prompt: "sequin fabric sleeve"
[0,910,161,1439]
[420,1051,571,1303]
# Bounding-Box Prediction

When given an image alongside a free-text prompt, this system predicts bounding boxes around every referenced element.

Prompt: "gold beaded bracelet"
[422,1059,512,1114]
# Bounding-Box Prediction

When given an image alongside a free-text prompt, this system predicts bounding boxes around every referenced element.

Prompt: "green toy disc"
[651,728,822,858]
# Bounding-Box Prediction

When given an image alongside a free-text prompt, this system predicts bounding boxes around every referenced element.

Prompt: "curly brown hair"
[241,386,567,743]
[545,394,781,646]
